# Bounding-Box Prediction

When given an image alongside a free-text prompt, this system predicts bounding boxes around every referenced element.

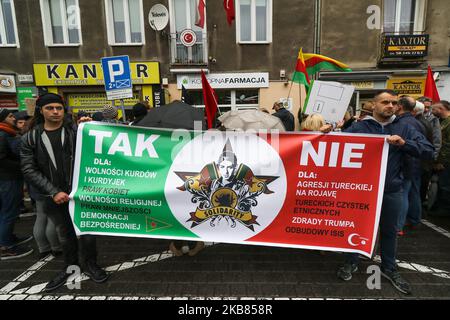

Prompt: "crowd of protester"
[0,90,449,296]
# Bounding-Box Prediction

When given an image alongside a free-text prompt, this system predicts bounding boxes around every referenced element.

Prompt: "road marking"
[2,239,449,300]
[421,219,450,239]
[373,255,450,280]
[0,255,54,294]
[8,250,176,295]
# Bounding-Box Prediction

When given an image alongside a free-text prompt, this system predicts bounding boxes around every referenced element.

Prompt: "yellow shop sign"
[386,78,426,98]
[33,62,160,86]
[67,93,140,108]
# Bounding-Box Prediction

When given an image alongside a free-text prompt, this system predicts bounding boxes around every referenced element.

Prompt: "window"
[236,0,272,43]
[40,0,82,46]
[105,0,145,45]
[187,89,259,112]
[169,0,208,64]
[383,0,426,34]
[0,0,19,47]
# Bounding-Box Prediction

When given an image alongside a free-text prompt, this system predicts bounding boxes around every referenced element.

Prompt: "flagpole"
[299,83,303,129]
[287,79,294,100]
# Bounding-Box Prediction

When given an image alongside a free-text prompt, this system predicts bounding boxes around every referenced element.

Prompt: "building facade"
[319,0,450,111]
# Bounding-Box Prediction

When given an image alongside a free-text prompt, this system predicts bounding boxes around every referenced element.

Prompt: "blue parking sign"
[101,55,133,100]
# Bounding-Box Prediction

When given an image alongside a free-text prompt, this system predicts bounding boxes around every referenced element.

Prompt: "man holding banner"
[20,93,108,292]
[338,89,434,295]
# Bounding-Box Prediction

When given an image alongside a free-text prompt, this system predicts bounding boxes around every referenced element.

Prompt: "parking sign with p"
[101,55,133,100]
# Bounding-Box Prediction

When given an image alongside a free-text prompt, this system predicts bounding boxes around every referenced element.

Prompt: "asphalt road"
[1,214,449,301]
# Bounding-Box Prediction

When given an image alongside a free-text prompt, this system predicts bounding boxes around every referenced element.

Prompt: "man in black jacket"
[272,102,295,131]
[0,109,33,260]
[20,93,108,291]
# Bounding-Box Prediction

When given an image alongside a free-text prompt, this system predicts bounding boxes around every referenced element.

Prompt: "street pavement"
[1,214,449,300]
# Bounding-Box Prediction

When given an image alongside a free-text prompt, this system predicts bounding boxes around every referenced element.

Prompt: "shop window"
[0,0,19,46]
[169,0,207,64]
[236,0,272,43]
[236,89,259,107]
[105,0,145,45]
[186,89,259,112]
[40,0,82,46]
[383,0,426,34]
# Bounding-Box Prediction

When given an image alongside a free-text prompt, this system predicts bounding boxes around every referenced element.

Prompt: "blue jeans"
[44,199,97,268]
[0,179,23,247]
[398,176,422,231]
[345,191,403,272]
[33,199,61,253]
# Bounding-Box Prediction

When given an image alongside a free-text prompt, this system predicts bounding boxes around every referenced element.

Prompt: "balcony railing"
[170,31,208,65]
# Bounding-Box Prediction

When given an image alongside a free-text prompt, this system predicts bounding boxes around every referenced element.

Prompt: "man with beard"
[336,90,434,295]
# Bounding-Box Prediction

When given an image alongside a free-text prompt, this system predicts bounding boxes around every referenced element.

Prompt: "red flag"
[223,0,235,26]
[424,65,441,103]
[195,0,205,28]
[201,70,218,129]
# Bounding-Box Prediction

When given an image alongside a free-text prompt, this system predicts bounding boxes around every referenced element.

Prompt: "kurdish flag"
[292,48,352,88]
[303,52,352,76]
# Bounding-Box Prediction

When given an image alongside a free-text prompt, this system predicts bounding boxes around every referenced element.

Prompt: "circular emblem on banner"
[180,29,197,47]
[165,132,287,243]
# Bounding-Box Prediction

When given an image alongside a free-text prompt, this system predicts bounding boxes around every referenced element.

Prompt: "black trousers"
[44,199,97,268]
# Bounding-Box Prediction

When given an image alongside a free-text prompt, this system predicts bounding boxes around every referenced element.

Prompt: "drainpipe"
[314,0,321,54]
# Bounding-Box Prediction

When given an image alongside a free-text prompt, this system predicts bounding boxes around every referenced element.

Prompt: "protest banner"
[70,123,388,257]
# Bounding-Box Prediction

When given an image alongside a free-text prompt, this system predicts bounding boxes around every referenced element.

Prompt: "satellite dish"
[148,4,169,31]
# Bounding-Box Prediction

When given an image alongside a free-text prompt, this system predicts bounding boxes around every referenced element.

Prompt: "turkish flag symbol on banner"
[223,0,235,26]
[201,70,218,129]
[424,65,441,103]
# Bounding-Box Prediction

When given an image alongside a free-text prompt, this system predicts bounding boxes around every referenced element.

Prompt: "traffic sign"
[101,55,133,101]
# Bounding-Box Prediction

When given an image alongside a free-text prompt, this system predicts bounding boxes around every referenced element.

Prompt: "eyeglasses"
[43,106,64,111]
[379,100,398,106]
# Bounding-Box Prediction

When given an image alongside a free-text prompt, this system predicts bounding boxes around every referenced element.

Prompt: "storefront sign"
[67,92,140,109]
[0,95,18,108]
[18,74,34,84]
[17,87,36,111]
[152,85,165,108]
[178,73,269,89]
[351,81,374,90]
[0,74,16,93]
[383,34,429,58]
[70,124,388,257]
[386,78,426,97]
[33,62,160,86]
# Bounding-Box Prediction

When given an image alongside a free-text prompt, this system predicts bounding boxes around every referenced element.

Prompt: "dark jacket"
[396,112,428,179]
[20,122,75,199]
[344,116,434,193]
[425,112,442,159]
[273,108,295,131]
[415,113,434,171]
[0,125,22,180]
[438,116,450,167]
